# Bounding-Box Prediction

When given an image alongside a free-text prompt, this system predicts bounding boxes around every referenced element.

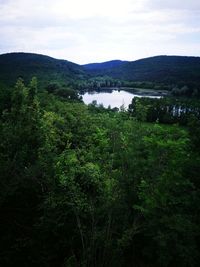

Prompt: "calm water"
[81,90,161,109]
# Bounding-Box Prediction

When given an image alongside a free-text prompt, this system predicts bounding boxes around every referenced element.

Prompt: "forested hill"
[1,53,200,91]
[83,55,200,84]
[0,52,86,88]
[83,60,128,71]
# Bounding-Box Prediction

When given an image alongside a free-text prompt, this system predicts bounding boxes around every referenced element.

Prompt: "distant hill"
[0,52,86,88]
[0,53,200,91]
[83,55,200,85]
[83,60,128,71]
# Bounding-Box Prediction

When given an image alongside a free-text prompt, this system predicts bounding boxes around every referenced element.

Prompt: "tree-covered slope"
[0,52,86,88]
[83,55,200,84]
[83,60,128,72]
[1,53,200,92]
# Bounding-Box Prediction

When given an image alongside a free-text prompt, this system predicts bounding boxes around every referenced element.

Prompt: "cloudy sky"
[0,0,200,63]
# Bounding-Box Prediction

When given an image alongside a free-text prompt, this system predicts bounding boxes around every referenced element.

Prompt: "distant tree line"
[129,97,200,124]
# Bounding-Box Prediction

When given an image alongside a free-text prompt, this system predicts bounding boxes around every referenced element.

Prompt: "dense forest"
[1,75,200,267]
[1,53,200,97]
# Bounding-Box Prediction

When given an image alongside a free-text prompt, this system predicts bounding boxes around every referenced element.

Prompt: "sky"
[0,0,200,64]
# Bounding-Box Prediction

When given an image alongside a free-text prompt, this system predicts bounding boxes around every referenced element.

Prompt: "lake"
[81,89,163,109]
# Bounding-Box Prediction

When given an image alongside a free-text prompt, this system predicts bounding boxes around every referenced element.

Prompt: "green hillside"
[1,56,200,266]
[83,55,200,84]
[0,52,86,89]
[0,53,200,96]
[82,56,200,96]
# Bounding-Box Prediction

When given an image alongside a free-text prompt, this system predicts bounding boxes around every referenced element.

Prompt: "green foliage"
[1,78,200,267]
[46,82,82,101]
[0,52,86,89]
[129,97,200,124]
[1,53,200,97]
[84,56,200,96]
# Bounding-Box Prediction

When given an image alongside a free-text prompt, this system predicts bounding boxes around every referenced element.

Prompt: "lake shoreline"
[80,87,170,97]
[81,88,163,109]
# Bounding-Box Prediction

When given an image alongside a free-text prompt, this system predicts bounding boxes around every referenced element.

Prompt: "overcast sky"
[0,0,200,64]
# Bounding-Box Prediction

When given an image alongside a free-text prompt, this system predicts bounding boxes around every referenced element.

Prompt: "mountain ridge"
[83,55,200,83]
[0,52,86,88]
[0,52,200,89]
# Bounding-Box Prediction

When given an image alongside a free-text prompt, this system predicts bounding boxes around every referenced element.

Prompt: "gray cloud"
[0,0,199,63]
[147,0,200,10]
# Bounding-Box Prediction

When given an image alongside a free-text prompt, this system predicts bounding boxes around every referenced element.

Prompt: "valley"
[0,52,200,267]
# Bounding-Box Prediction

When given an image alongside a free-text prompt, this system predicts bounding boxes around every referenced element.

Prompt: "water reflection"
[81,89,161,108]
